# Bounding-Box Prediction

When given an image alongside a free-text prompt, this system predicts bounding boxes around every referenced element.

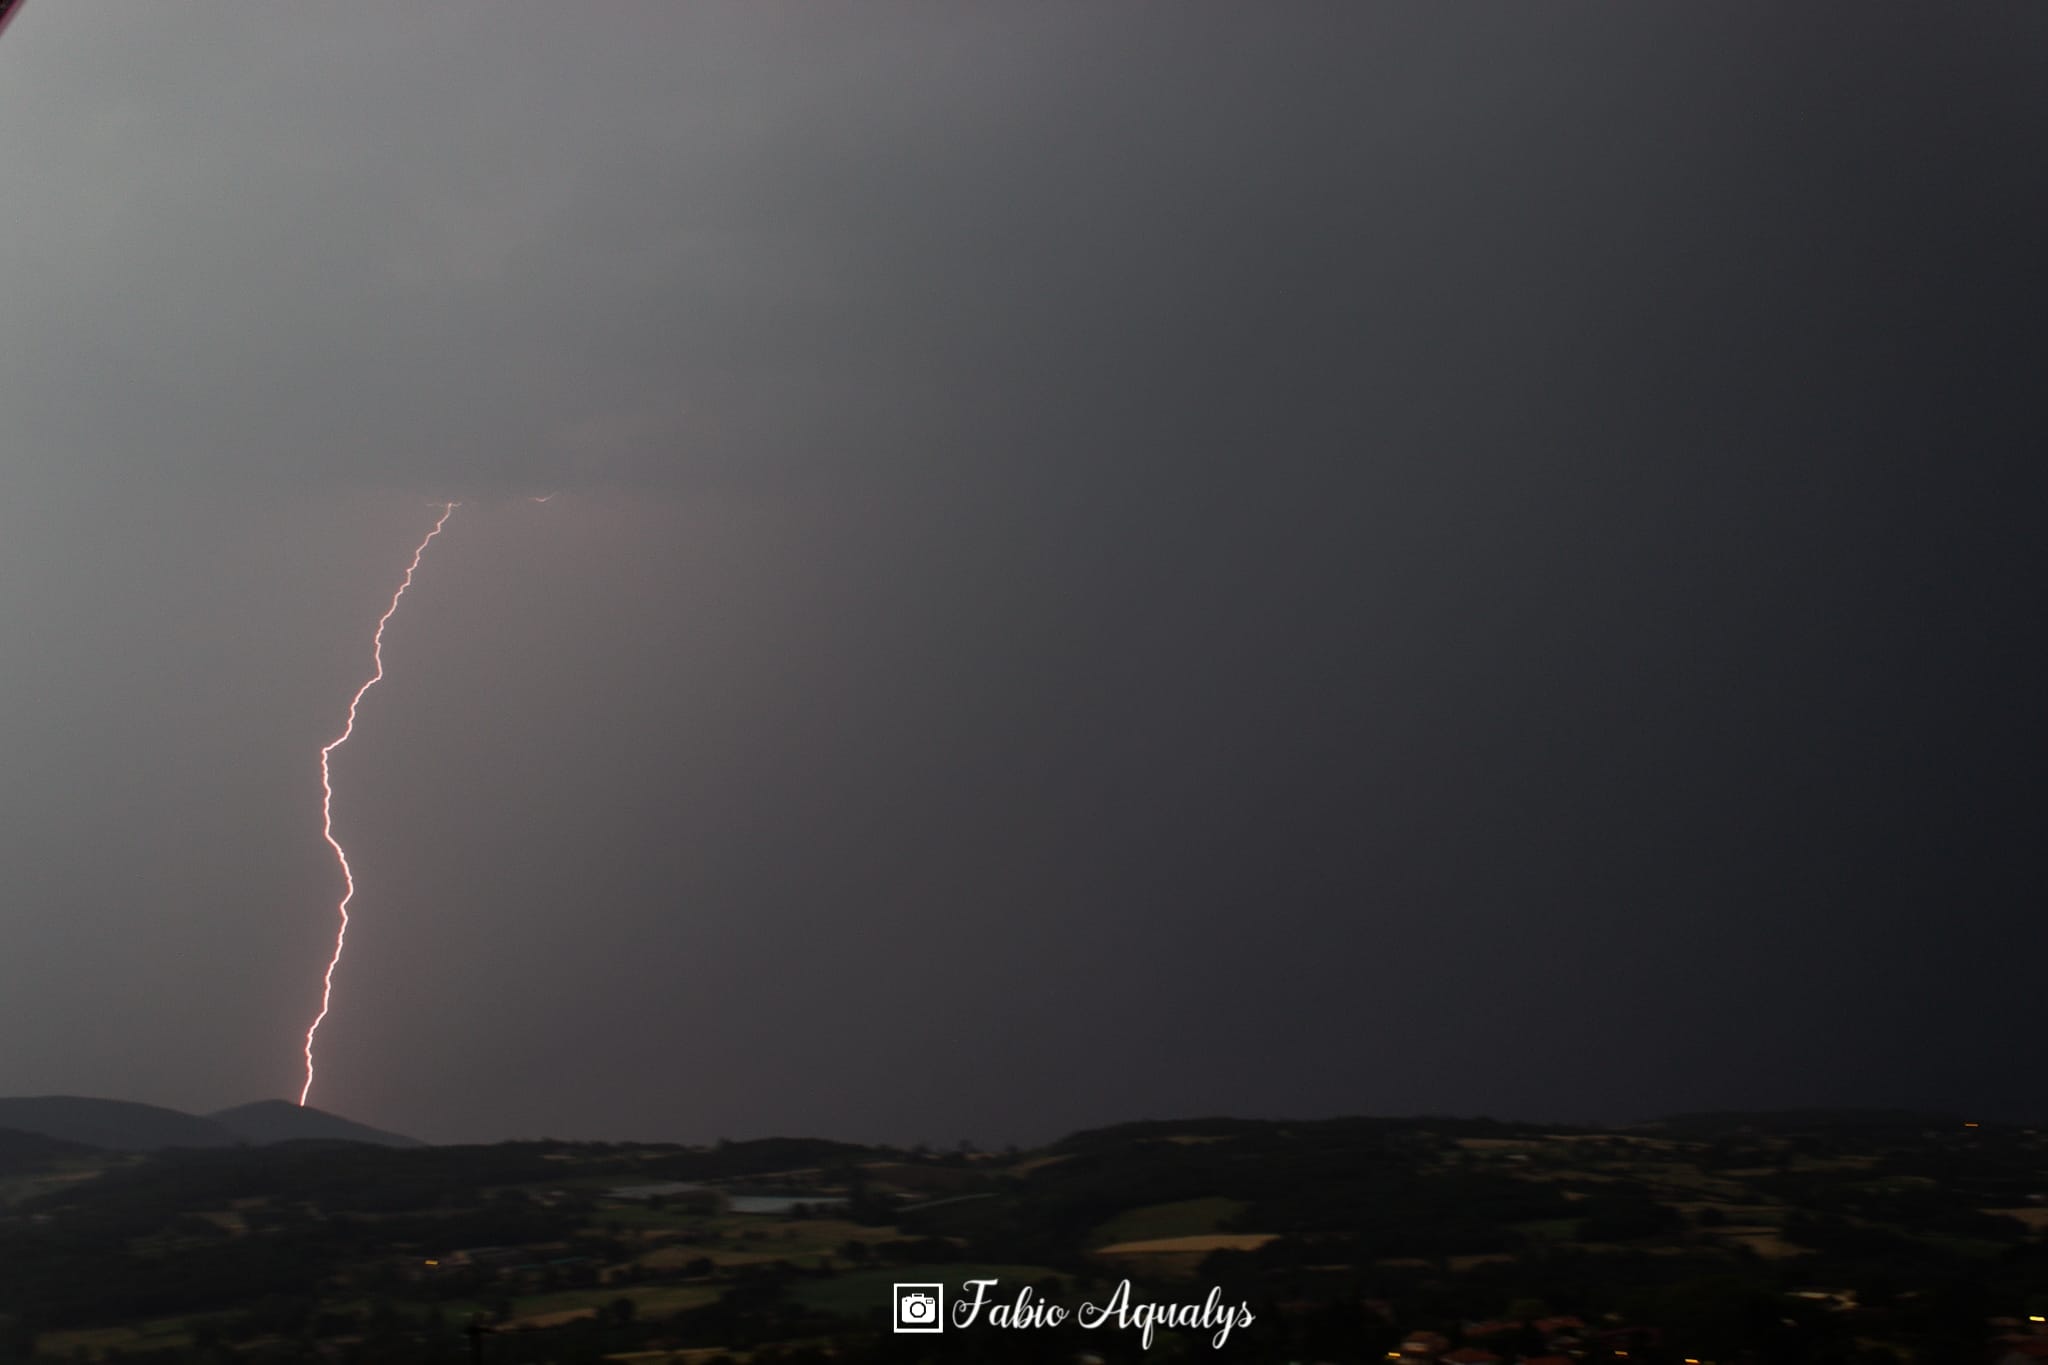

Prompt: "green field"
[36,1317,200,1356]
[509,1283,721,1325]
[0,1155,122,1208]
[1510,1216,1583,1243]
[1086,1196,1245,1248]
[612,1213,897,1270]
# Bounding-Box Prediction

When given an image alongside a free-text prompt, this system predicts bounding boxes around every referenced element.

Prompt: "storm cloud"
[0,3,2042,1143]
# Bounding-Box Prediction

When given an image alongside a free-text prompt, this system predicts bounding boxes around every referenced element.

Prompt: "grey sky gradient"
[1,3,2043,1144]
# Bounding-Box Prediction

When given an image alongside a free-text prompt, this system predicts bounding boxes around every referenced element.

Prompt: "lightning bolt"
[299,502,457,1106]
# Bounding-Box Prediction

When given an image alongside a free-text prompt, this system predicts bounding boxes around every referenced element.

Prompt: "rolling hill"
[0,1096,422,1150]
[208,1099,422,1147]
[0,1096,236,1151]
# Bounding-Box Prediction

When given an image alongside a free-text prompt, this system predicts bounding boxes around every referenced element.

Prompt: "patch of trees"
[1570,1183,1684,1242]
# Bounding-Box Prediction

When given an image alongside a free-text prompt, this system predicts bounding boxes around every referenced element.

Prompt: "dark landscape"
[4,1101,2048,1363]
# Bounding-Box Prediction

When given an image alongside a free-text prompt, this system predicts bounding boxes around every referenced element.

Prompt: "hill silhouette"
[0,1095,423,1150]
[0,1096,236,1150]
[208,1099,422,1148]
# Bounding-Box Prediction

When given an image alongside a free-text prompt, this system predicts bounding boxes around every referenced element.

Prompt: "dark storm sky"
[0,3,2042,1146]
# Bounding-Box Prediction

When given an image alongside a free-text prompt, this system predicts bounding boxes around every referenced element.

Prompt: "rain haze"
[0,3,2042,1146]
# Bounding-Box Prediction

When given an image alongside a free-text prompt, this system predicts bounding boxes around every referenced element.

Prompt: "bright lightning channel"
[298,502,457,1107]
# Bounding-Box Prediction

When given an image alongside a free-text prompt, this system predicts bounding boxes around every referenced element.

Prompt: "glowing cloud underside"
[299,503,457,1106]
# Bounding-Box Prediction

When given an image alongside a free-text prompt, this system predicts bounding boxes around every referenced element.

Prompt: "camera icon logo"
[893,1283,944,1333]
